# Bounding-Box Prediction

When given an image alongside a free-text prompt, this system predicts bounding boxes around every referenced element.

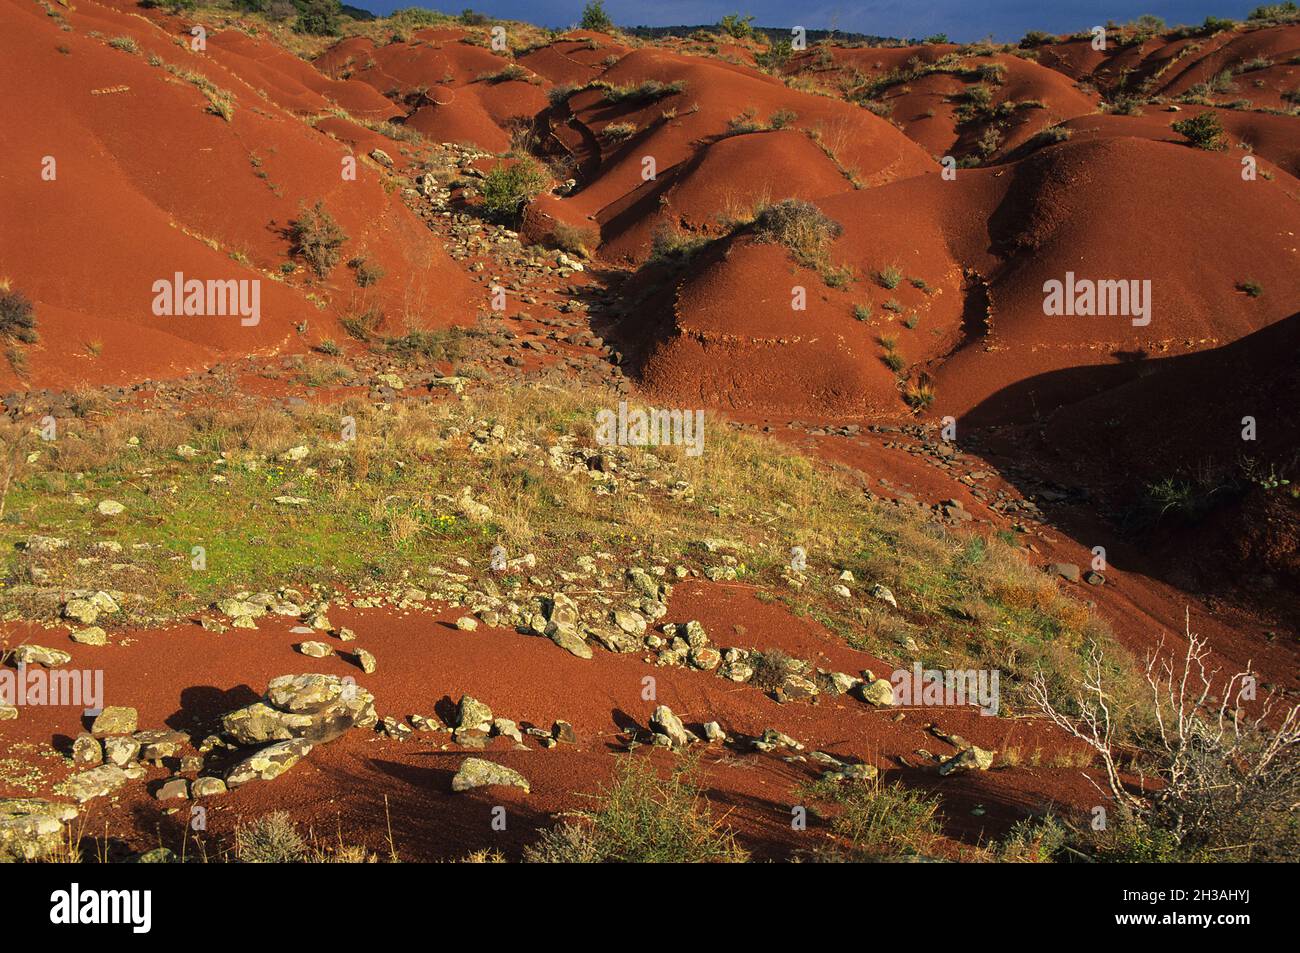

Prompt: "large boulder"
[222,674,376,746]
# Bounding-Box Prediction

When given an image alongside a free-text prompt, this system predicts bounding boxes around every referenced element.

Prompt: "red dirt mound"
[0,0,474,390]
[632,135,1300,420]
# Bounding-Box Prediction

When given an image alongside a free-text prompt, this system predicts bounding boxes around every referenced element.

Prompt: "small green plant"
[348,257,385,287]
[1172,112,1228,150]
[1237,279,1263,297]
[481,159,549,224]
[751,200,843,273]
[882,298,903,313]
[236,811,307,863]
[875,264,903,289]
[290,201,348,277]
[802,776,943,860]
[524,755,746,863]
[603,121,637,141]
[0,288,39,345]
[108,36,139,54]
[853,303,872,321]
[903,313,919,329]
[883,351,905,372]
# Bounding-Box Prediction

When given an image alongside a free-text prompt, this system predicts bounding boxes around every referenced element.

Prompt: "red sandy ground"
[0,580,1100,861]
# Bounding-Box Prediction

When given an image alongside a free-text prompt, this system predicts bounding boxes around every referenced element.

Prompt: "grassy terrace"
[0,381,1138,718]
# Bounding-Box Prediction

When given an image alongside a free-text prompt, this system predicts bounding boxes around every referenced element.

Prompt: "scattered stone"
[58,764,130,803]
[1047,563,1081,583]
[703,721,726,743]
[70,626,108,646]
[103,736,142,766]
[155,778,188,800]
[191,777,227,798]
[870,584,898,609]
[135,729,189,763]
[226,738,313,788]
[454,615,479,631]
[354,648,377,674]
[297,641,333,658]
[71,734,103,767]
[0,799,79,861]
[451,757,530,794]
[649,705,691,747]
[494,718,524,744]
[13,644,72,668]
[551,720,576,744]
[938,745,996,776]
[92,706,138,736]
[1084,570,1105,586]
[856,675,895,707]
[456,695,493,732]
[97,500,125,516]
[222,674,376,745]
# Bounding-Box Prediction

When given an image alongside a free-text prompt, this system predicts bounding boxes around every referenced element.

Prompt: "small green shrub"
[481,159,549,223]
[290,201,348,277]
[236,811,307,863]
[1172,111,1228,150]
[524,755,747,863]
[0,289,39,344]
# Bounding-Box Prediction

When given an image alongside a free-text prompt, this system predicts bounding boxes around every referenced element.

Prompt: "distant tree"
[294,0,342,36]
[580,0,612,32]
[922,33,948,44]
[719,13,755,39]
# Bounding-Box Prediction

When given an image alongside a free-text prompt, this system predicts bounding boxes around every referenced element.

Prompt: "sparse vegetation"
[801,776,944,860]
[525,755,747,862]
[1172,111,1228,150]
[236,811,308,863]
[480,159,549,224]
[289,201,348,277]
[0,288,39,345]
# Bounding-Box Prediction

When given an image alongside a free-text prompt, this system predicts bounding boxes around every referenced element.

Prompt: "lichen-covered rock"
[222,675,375,745]
[0,799,78,861]
[191,777,227,798]
[939,745,996,776]
[58,764,130,803]
[91,706,138,736]
[450,757,530,794]
[12,644,72,668]
[134,729,189,762]
[103,735,142,766]
[70,627,108,646]
[296,641,333,658]
[650,705,691,747]
[71,734,102,767]
[856,678,895,707]
[546,621,593,659]
[225,738,312,788]
[455,695,493,732]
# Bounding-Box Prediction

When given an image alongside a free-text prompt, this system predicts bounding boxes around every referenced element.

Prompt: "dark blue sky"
[354,1,1263,42]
